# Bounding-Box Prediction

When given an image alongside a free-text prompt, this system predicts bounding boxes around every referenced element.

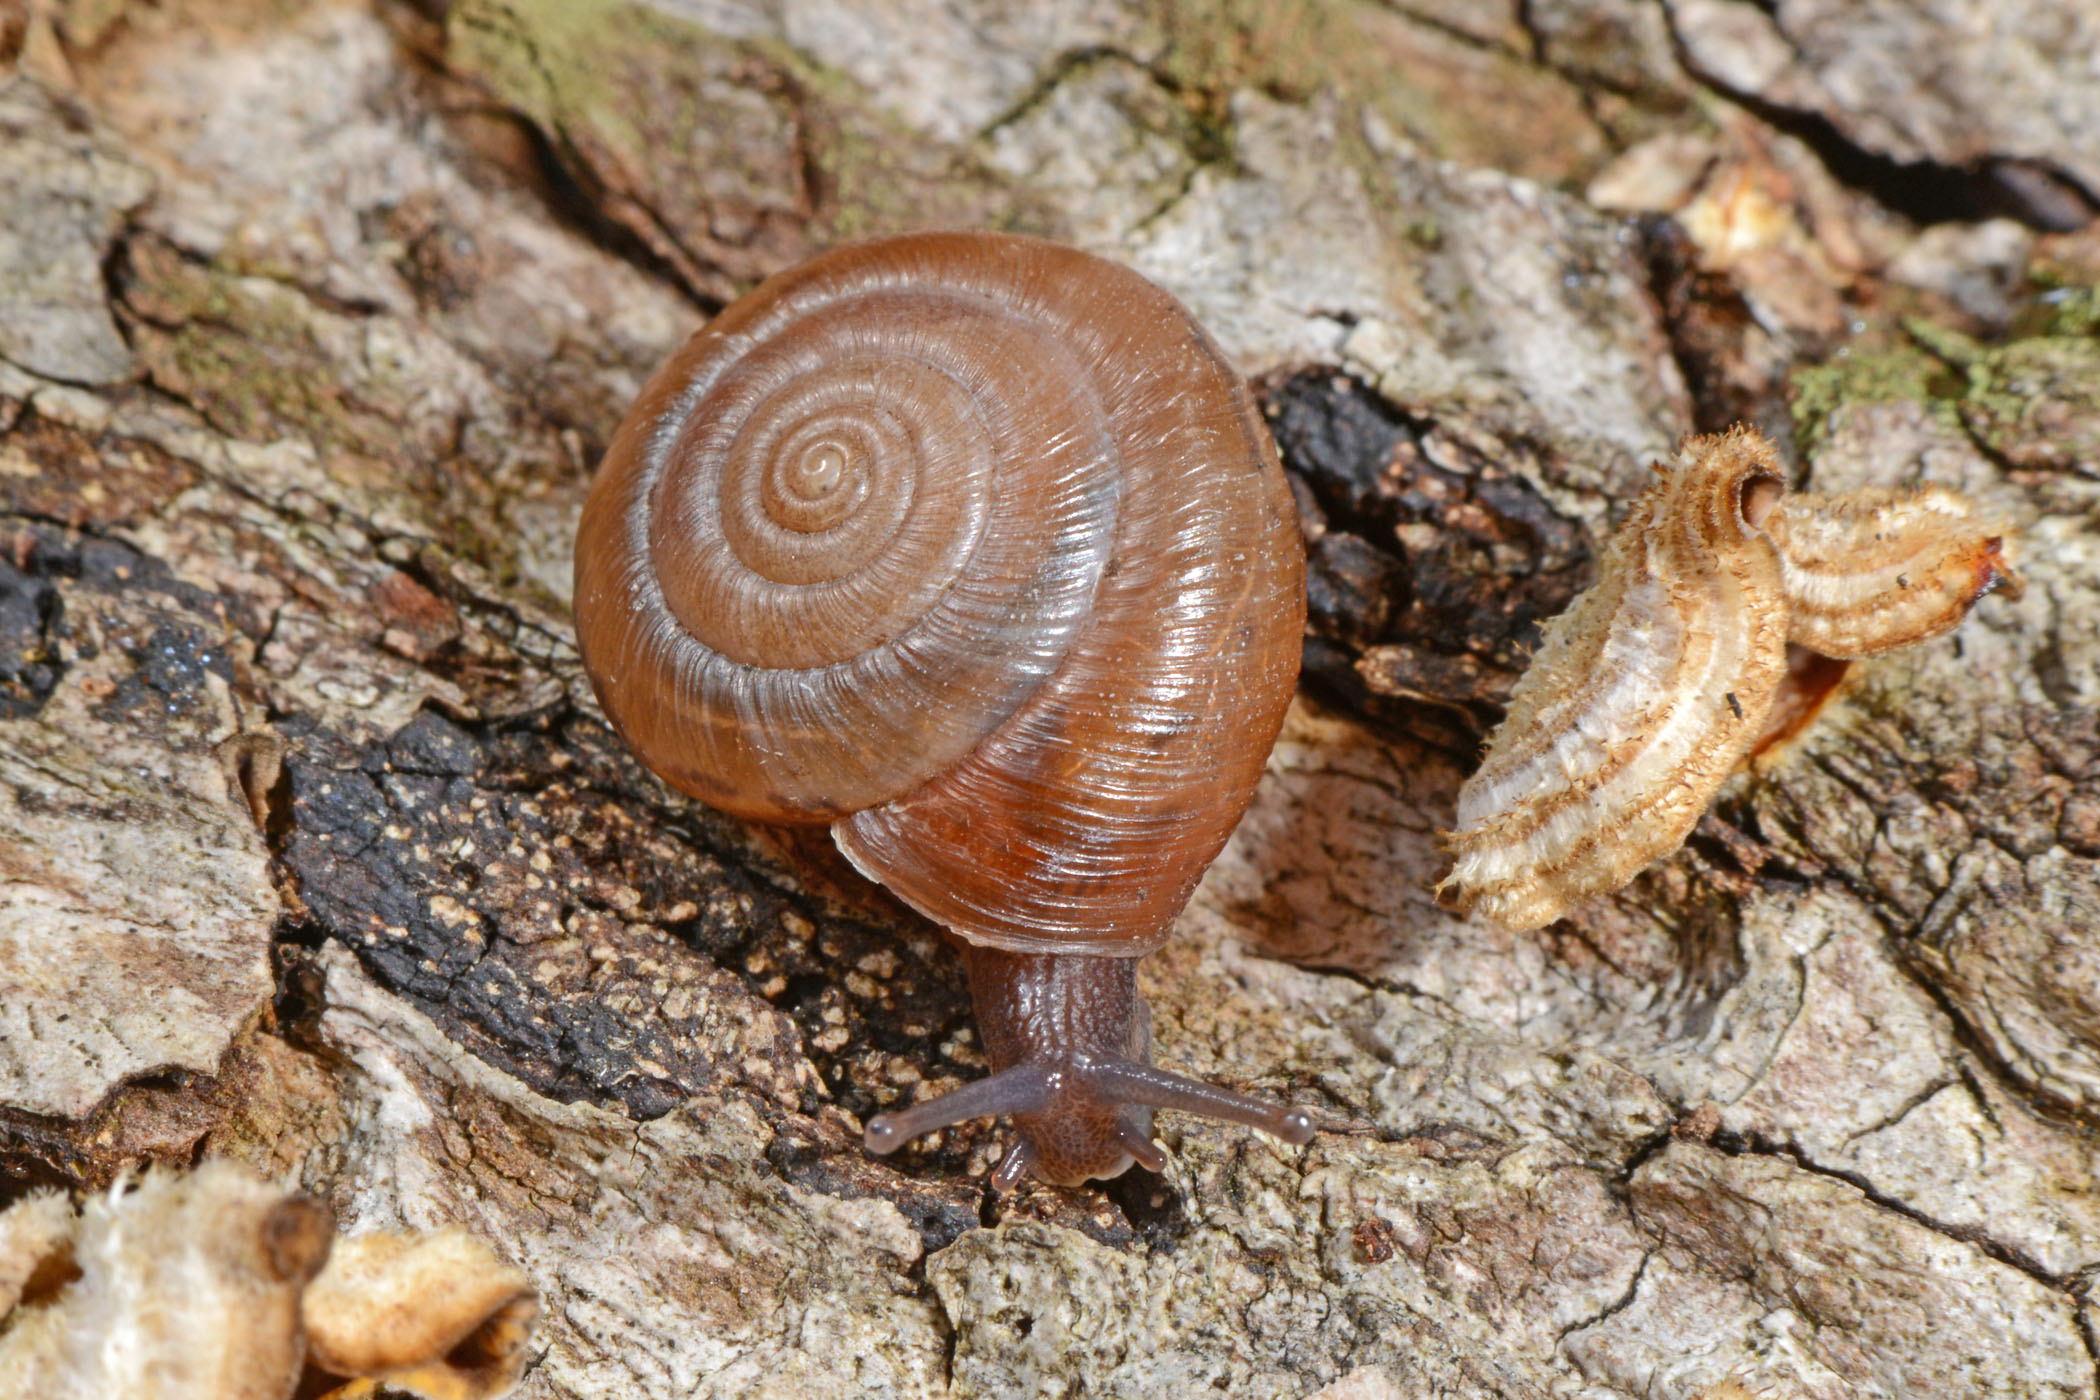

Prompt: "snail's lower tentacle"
[1117,1127,1170,1173]
[990,1142,1038,1193]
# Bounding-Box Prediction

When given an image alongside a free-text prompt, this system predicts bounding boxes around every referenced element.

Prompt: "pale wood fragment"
[1442,427,2018,931]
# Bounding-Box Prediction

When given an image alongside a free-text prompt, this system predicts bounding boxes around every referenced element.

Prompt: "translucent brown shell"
[1439,427,2018,932]
[573,232,1306,956]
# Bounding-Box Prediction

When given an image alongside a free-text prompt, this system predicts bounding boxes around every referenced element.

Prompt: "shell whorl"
[574,232,1306,955]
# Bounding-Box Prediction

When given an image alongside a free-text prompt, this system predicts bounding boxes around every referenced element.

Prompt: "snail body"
[574,232,1310,1187]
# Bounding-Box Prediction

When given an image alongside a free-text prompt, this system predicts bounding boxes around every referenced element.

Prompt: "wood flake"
[1440,427,2018,931]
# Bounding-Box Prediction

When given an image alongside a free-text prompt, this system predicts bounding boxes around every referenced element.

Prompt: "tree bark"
[3,2,2098,1397]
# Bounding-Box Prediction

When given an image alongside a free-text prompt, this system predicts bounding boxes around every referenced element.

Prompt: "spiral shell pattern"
[575,233,1305,954]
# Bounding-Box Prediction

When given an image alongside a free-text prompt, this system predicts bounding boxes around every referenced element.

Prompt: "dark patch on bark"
[0,400,200,530]
[98,620,238,733]
[0,540,63,719]
[1633,214,1800,453]
[765,1115,983,1255]
[0,1067,222,1194]
[1352,1214,1397,1263]
[0,523,259,738]
[990,1177,1136,1250]
[1262,368,1592,754]
[276,705,985,1141]
[274,691,1166,1229]
[1099,1164,1190,1252]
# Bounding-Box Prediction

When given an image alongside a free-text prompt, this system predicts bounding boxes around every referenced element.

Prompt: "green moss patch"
[1791,290,2100,476]
[1146,0,1610,188]
[445,0,1040,292]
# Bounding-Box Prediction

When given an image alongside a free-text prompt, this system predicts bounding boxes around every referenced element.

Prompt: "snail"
[573,231,1312,1189]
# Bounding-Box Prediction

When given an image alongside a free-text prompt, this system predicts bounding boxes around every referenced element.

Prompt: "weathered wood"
[3,2,2097,1397]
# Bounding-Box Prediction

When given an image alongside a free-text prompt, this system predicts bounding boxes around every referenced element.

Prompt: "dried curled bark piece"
[0,1159,334,1400]
[1767,485,2021,658]
[0,1160,540,1400]
[1439,427,2016,931]
[1440,429,1790,932]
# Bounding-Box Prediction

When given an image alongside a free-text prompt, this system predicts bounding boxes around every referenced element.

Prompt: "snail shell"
[573,232,1310,1185]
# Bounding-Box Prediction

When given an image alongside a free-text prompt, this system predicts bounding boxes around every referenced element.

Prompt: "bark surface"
[2,2,2097,1397]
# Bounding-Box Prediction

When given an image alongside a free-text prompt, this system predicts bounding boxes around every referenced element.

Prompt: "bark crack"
[1836,1076,1954,1149]
[974,45,1131,139]
[1655,0,2097,229]
[1717,1129,2076,1294]
[2078,1289,2100,1397]
[1371,1,1528,60]
[1556,1247,1651,1344]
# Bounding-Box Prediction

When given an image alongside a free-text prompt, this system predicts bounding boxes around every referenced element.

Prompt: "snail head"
[863,946,1313,1189]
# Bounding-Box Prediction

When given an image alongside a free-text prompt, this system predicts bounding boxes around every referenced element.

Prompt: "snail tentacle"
[1081,1058,1316,1146]
[863,1063,1058,1155]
